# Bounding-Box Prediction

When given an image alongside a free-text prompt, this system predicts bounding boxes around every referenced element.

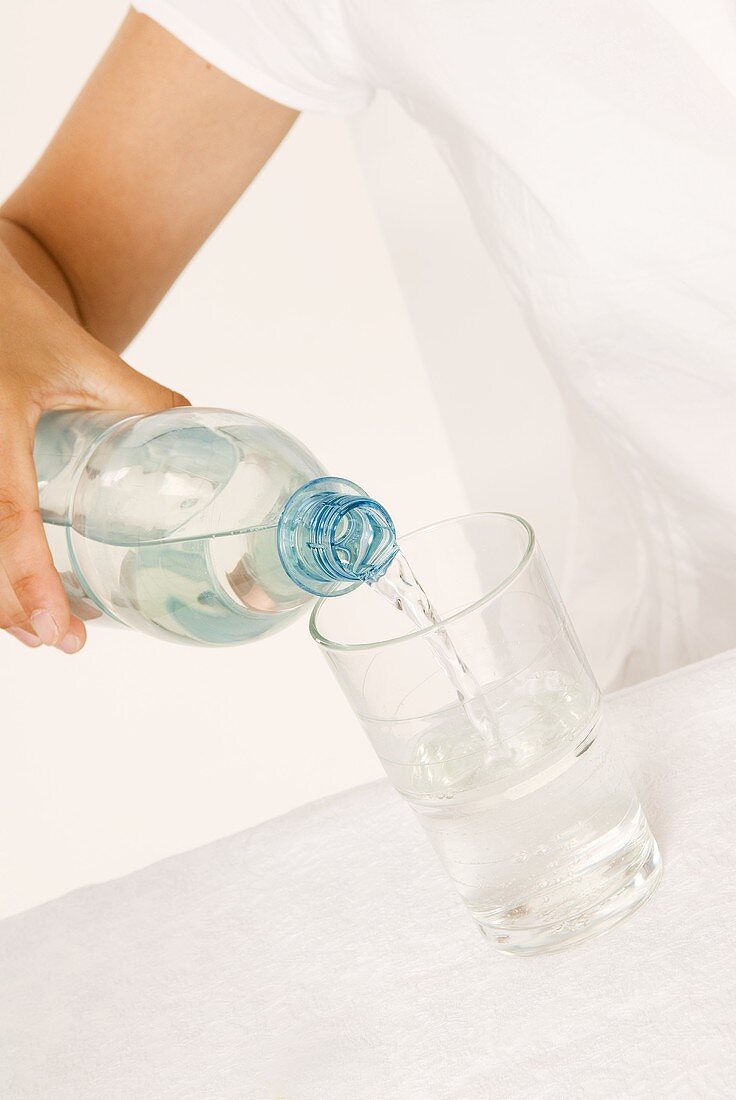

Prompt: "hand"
[0,264,188,654]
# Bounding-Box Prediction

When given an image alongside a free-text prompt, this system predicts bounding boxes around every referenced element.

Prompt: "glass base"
[475,838,663,957]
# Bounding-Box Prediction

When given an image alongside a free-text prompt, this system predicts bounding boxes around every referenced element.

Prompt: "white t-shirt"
[134,0,736,688]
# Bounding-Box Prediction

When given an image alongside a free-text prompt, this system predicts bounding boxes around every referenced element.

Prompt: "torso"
[349,0,736,685]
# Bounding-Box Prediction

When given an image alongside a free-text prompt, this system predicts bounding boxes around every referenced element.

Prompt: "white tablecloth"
[2,651,736,1099]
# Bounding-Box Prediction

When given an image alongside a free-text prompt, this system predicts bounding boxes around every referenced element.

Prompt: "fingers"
[0,420,86,653]
[53,614,87,654]
[85,341,190,414]
[0,562,41,648]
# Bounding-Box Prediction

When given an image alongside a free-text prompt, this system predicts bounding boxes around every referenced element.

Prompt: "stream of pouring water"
[370,551,502,751]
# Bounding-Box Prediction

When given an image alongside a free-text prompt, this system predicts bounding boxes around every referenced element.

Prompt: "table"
[2,650,736,1099]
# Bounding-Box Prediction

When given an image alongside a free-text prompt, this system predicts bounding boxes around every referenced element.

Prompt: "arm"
[0,8,297,653]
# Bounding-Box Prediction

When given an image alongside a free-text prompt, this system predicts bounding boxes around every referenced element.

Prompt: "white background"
[0,1,571,917]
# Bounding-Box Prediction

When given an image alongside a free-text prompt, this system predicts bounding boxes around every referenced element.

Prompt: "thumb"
[88,346,190,414]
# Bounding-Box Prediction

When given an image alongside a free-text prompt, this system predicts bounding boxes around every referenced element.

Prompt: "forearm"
[0,12,296,356]
[0,216,81,322]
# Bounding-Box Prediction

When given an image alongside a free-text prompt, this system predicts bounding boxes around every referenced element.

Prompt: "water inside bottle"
[47,521,306,645]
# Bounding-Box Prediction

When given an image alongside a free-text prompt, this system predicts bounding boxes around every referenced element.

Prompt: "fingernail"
[6,627,43,649]
[30,609,60,646]
[58,633,81,655]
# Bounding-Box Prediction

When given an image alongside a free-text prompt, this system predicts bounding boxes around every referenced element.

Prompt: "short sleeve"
[132,0,374,115]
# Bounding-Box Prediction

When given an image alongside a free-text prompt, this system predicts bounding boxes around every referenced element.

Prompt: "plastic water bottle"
[34,407,397,646]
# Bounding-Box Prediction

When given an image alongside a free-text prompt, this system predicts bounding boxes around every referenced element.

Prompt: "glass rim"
[309,511,535,653]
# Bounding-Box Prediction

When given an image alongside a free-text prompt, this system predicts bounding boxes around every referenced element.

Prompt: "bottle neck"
[277,477,398,597]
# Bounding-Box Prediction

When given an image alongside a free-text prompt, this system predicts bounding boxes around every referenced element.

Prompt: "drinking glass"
[310,513,662,956]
